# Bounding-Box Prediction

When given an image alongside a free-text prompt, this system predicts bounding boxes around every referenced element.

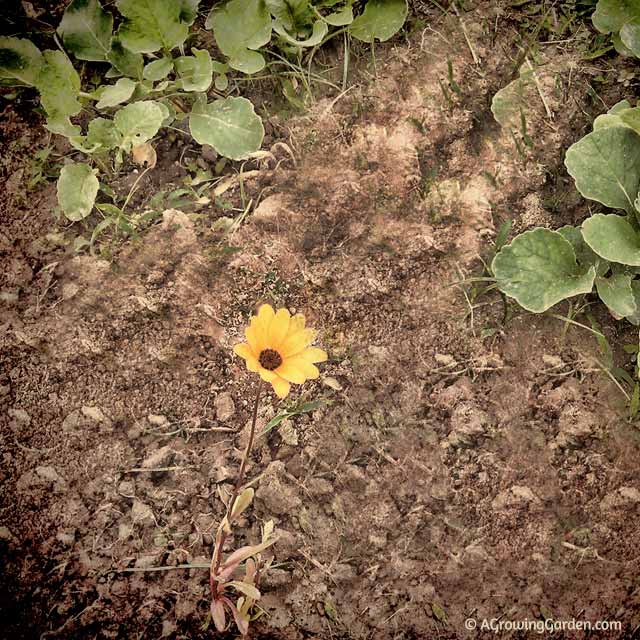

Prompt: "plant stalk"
[210,380,263,595]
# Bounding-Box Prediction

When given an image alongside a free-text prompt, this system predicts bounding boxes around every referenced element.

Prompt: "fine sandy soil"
[2,2,640,639]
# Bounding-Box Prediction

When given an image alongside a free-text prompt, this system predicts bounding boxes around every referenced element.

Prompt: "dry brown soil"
[2,2,640,639]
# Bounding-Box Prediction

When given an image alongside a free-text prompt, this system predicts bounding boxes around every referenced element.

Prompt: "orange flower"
[233,304,327,398]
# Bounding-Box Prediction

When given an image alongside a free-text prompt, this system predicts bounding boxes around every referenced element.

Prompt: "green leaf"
[86,117,123,151]
[621,20,640,57]
[107,37,144,79]
[95,77,137,109]
[214,73,229,91]
[558,225,609,276]
[582,213,640,266]
[189,97,264,160]
[322,5,354,26]
[593,102,640,135]
[178,0,200,24]
[0,36,43,86]
[37,50,81,120]
[57,163,99,221]
[565,126,640,213]
[592,0,640,34]
[58,0,113,62]
[627,281,640,324]
[206,0,271,75]
[491,65,535,128]
[349,0,408,43]
[273,19,328,47]
[620,108,640,134]
[116,0,190,53]
[114,100,164,152]
[45,116,82,137]
[175,48,213,92]
[143,56,173,81]
[595,273,637,316]
[266,0,313,31]
[492,228,596,313]
[261,399,326,436]
[90,216,115,245]
[612,31,635,55]
[155,100,175,126]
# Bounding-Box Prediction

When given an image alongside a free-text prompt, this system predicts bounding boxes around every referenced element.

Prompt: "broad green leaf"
[114,100,164,152]
[117,0,190,53]
[491,65,535,128]
[156,101,175,126]
[57,163,99,221]
[612,31,635,55]
[175,48,212,92]
[228,49,267,75]
[68,135,101,153]
[323,5,354,26]
[593,101,640,134]
[621,21,640,56]
[143,57,173,81]
[178,0,200,24]
[492,228,596,313]
[565,126,640,213]
[107,37,143,79]
[95,77,137,109]
[45,116,82,137]
[266,0,313,31]
[215,73,229,91]
[189,97,264,160]
[582,213,640,266]
[558,225,609,276]
[58,0,113,62]
[273,19,328,47]
[86,117,123,150]
[349,0,408,43]
[592,0,640,34]
[621,108,640,134]
[627,281,640,324]
[207,0,271,75]
[37,50,81,120]
[595,273,637,316]
[0,37,43,86]
[610,99,632,114]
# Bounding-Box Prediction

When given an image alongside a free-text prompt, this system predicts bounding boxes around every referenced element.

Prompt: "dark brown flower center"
[259,348,282,371]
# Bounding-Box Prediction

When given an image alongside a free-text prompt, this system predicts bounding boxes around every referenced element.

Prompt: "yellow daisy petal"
[234,343,260,372]
[251,313,270,346]
[299,347,328,364]
[285,314,306,337]
[258,367,277,382]
[271,376,290,398]
[285,356,320,379]
[281,328,316,358]
[245,325,263,355]
[268,308,290,348]
[257,304,275,324]
[234,342,257,359]
[276,360,307,384]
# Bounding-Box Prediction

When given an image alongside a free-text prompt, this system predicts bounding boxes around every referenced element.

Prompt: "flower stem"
[210,381,263,594]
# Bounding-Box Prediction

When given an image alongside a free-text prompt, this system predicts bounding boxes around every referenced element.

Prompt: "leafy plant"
[0,0,267,228]
[492,99,640,322]
[592,0,640,58]
[0,0,407,234]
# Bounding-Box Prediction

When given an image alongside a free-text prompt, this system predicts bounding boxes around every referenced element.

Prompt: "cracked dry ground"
[2,7,640,640]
